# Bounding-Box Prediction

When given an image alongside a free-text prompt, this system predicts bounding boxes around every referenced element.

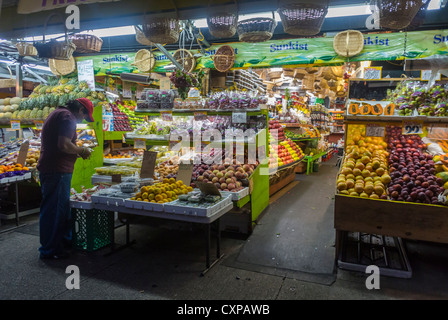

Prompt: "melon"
[0,99,4,105]
[11,104,19,111]
[3,98,11,105]
[10,97,21,105]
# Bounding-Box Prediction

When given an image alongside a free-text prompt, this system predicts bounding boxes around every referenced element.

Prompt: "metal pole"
[16,63,23,98]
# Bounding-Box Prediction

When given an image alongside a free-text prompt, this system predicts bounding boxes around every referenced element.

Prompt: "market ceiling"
[1,0,448,41]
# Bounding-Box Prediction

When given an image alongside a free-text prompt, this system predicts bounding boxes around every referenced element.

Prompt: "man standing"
[37,98,94,259]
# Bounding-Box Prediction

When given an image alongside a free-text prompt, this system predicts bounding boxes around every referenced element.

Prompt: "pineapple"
[59,78,70,85]
[39,86,48,95]
[36,110,43,119]
[91,91,98,99]
[79,81,89,90]
[17,110,25,120]
[11,111,18,119]
[30,108,38,119]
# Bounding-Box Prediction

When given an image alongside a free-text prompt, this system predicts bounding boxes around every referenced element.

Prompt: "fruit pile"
[109,103,132,131]
[7,79,108,121]
[104,152,132,159]
[25,149,40,170]
[385,126,444,204]
[337,136,390,199]
[116,101,144,130]
[0,97,23,119]
[130,179,193,203]
[268,120,285,141]
[389,82,448,117]
[269,139,304,168]
[191,161,254,192]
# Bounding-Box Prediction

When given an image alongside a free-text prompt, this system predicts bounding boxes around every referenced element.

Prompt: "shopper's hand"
[80,147,92,160]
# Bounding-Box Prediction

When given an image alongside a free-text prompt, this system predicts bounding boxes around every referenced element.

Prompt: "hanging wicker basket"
[207,11,238,38]
[213,45,235,72]
[305,67,319,74]
[49,56,76,76]
[268,70,282,79]
[277,0,329,36]
[142,15,180,44]
[131,49,155,72]
[302,74,315,90]
[375,0,425,30]
[16,42,37,57]
[237,15,277,43]
[404,0,430,31]
[134,26,154,46]
[69,34,103,53]
[0,66,16,88]
[333,29,364,58]
[173,49,196,73]
[294,68,307,79]
[34,13,76,60]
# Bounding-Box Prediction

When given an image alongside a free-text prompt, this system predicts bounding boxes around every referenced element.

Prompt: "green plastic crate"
[72,208,114,252]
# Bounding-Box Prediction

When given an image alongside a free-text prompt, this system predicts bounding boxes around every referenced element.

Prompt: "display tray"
[0,172,32,184]
[337,231,412,279]
[103,158,135,165]
[123,198,165,212]
[134,108,261,114]
[91,174,135,184]
[125,133,170,140]
[229,187,249,201]
[90,194,125,207]
[335,194,448,244]
[69,199,94,210]
[164,194,233,217]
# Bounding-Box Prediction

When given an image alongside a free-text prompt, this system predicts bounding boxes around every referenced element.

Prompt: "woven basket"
[142,15,180,44]
[173,49,196,73]
[49,56,76,76]
[305,67,319,74]
[404,0,430,31]
[213,45,235,72]
[277,0,329,36]
[268,70,282,80]
[375,0,425,30]
[333,29,364,57]
[283,68,295,78]
[34,13,76,60]
[237,16,277,43]
[134,26,154,46]
[16,42,37,56]
[294,68,307,79]
[302,74,315,90]
[0,66,15,88]
[207,11,238,38]
[70,34,103,53]
[131,49,155,72]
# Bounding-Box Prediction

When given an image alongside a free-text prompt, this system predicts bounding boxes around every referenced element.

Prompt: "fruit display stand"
[119,109,270,234]
[334,113,448,276]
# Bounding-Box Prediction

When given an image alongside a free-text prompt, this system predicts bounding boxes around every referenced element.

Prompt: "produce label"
[10,120,20,131]
[232,112,247,124]
[33,121,43,130]
[363,67,382,80]
[134,139,146,149]
[161,111,173,121]
[365,124,385,137]
[402,121,424,135]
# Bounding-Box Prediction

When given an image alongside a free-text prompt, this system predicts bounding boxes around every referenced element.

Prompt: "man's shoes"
[39,251,70,260]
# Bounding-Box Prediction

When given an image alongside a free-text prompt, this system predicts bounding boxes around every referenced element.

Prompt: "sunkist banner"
[75,29,448,75]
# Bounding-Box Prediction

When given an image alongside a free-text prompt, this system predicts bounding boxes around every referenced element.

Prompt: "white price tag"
[402,121,423,135]
[161,111,173,121]
[232,112,247,124]
[10,120,20,131]
[134,139,146,149]
[33,121,44,130]
[365,124,385,137]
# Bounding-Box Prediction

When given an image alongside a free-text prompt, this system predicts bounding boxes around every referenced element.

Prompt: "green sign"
[76,29,448,75]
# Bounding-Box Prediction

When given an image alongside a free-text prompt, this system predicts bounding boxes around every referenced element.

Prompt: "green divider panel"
[71,105,104,192]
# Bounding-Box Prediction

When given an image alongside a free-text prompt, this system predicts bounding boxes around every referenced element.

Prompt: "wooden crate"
[334,194,448,244]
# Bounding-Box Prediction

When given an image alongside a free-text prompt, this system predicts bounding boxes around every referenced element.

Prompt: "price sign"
[10,120,20,131]
[363,67,382,80]
[122,81,132,98]
[232,112,247,124]
[140,151,158,179]
[402,121,423,135]
[161,111,173,121]
[365,124,385,137]
[134,139,146,149]
[33,121,44,130]
[194,111,207,121]
[176,163,194,186]
[16,140,29,166]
